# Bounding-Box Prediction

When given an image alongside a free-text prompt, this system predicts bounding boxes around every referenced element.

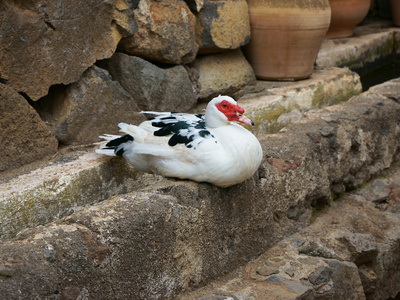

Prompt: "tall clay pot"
[244,0,331,81]
[326,0,371,38]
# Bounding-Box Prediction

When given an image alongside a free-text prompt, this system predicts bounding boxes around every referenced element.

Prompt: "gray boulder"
[35,65,146,146]
[99,52,197,111]
[0,84,58,172]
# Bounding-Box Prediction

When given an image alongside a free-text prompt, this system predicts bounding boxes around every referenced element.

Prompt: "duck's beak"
[237,113,255,126]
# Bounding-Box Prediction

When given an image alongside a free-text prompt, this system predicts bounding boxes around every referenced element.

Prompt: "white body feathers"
[96,96,263,188]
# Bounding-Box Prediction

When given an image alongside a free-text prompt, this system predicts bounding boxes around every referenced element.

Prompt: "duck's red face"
[216,100,254,126]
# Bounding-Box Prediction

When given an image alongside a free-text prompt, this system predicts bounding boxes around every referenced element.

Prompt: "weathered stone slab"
[369,77,400,102]
[0,0,134,101]
[34,65,146,146]
[0,152,162,240]
[316,23,400,73]
[239,67,362,134]
[0,84,399,298]
[196,0,251,53]
[99,53,197,112]
[193,49,256,100]
[0,84,58,172]
[118,0,198,64]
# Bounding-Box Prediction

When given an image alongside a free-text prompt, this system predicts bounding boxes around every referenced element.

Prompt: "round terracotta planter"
[244,0,331,81]
[326,0,371,38]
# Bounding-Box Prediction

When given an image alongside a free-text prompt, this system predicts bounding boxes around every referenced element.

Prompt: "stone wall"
[0,0,256,171]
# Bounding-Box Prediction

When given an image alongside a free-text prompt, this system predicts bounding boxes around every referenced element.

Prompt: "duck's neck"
[204,110,229,128]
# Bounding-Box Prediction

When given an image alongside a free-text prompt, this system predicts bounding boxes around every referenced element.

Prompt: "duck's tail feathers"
[118,123,148,142]
[95,134,134,157]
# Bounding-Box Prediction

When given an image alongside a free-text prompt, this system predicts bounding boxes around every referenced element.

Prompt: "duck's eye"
[222,103,227,108]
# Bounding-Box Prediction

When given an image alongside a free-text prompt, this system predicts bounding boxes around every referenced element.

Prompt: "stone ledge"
[239,67,362,134]
[0,80,399,299]
[0,153,164,240]
[316,22,400,73]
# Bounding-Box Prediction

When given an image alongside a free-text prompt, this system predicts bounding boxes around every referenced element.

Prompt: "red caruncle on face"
[215,100,245,120]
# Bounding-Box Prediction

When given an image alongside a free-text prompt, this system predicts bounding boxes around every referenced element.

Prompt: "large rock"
[118,0,198,64]
[35,65,146,146]
[99,52,197,111]
[0,0,135,101]
[0,84,58,172]
[193,49,256,100]
[196,0,251,53]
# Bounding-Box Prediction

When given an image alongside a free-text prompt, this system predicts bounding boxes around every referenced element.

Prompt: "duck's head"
[205,95,254,128]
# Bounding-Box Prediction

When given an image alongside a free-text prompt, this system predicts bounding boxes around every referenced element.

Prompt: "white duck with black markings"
[96,95,263,188]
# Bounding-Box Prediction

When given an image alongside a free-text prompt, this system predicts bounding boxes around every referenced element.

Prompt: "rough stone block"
[336,232,379,265]
[118,0,198,64]
[181,238,365,299]
[369,78,400,102]
[0,84,58,172]
[34,65,146,146]
[99,53,197,112]
[196,0,251,53]
[0,0,134,100]
[193,49,256,100]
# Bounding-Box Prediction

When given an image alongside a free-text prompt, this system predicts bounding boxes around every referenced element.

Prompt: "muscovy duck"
[96,95,263,187]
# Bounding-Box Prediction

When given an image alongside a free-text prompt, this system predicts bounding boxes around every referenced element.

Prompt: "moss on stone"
[337,55,357,67]
[251,74,362,134]
[0,158,139,240]
[252,102,287,133]
[312,79,361,108]
[370,36,395,59]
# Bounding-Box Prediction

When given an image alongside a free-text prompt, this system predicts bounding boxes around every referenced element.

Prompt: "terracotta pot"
[327,0,371,38]
[391,0,400,27]
[244,0,331,81]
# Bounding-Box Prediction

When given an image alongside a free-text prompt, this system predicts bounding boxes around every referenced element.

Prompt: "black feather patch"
[105,134,134,156]
[150,113,214,148]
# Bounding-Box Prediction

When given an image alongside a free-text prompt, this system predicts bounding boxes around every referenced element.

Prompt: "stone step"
[239,67,362,135]
[0,80,399,299]
[316,22,400,74]
[0,152,166,240]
